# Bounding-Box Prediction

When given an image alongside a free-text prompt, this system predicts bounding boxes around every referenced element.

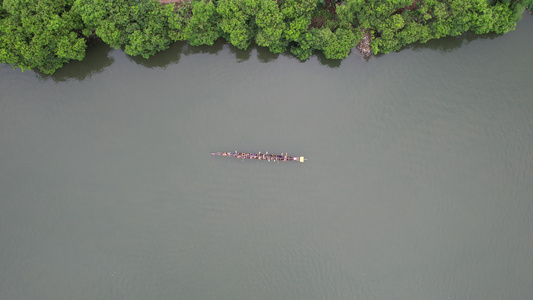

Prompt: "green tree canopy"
[217,0,260,49]
[180,0,222,46]
[74,0,180,58]
[0,0,87,74]
[255,0,287,53]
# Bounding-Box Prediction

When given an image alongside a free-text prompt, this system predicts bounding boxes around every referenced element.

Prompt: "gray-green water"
[1,14,532,300]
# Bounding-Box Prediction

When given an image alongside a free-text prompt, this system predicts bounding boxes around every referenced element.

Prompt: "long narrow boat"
[211,151,306,162]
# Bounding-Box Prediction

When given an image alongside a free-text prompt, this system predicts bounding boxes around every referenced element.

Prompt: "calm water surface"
[1,14,532,300]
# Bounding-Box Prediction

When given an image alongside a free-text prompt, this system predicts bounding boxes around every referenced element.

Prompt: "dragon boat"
[211,151,306,162]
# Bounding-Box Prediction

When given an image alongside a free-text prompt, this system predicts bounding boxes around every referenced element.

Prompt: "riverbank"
[2,0,532,74]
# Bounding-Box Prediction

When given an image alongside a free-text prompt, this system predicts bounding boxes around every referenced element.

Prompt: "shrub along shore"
[1,0,532,74]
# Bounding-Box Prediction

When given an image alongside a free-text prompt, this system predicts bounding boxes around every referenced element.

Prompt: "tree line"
[1,0,531,74]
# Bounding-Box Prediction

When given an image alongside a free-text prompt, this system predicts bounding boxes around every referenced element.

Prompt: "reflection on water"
[315,51,343,68]
[37,41,114,82]
[406,31,502,53]
[254,45,280,63]
[227,42,254,63]
[182,39,226,56]
[127,41,187,69]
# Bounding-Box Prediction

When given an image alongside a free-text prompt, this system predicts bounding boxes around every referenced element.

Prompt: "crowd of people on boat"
[217,151,294,162]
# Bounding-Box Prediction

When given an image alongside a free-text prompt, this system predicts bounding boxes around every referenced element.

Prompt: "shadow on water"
[182,39,225,56]
[129,38,341,67]
[226,42,252,62]
[226,40,343,66]
[37,40,114,82]
[128,39,225,68]
[227,41,285,64]
[315,51,343,68]
[128,41,187,69]
[256,46,280,63]
[404,31,502,53]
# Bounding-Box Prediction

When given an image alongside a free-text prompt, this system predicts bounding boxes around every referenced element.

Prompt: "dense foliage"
[1,0,531,74]
[74,0,182,58]
[0,0,86,74]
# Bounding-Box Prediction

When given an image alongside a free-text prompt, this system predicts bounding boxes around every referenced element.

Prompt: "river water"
[1,14,532,300]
